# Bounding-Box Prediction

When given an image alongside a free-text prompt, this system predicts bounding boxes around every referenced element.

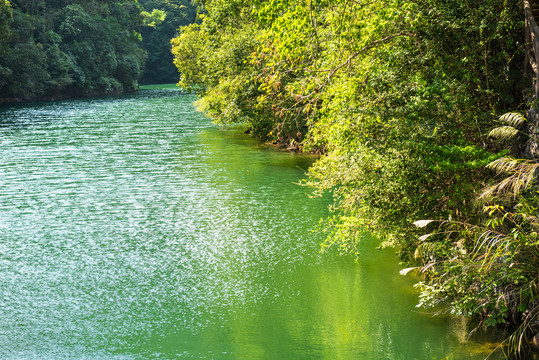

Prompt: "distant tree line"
[139,0,195,85]
[0,0,195,101]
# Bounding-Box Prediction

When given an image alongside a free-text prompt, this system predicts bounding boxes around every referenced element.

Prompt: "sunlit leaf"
[419,233,433,241]
[399,267,418,276]
[414,220,434,228]
[499,112,526,127]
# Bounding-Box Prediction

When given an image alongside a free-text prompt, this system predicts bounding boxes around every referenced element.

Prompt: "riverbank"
[0,84,189,105]
[0,88,137,105]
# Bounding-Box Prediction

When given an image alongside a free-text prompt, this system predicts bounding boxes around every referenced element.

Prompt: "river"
[0,85,504,359]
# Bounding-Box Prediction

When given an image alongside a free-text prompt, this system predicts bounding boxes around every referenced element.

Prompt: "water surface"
[0,87,503,359]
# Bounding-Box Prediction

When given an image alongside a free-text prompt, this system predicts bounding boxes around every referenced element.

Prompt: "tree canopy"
[0,0,146,100]
[0,0,195,100]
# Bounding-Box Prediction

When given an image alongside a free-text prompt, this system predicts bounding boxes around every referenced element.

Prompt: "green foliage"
[0,0,12,54]
[139,0,196,84]
[412,113,539,355]
[171,0,312,145]
[141,8,166,28]
[171,1,289,141]
[413,199,539,355]
[248,0,522,256]
[2,41,49,97]
[0,0,145,100]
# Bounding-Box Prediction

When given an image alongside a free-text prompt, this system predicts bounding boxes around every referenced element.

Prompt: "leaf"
[399,267,418,276]
[481,159,539,199]
[486,157,520,173]
[413,220,434,228]
[419,233,433,241]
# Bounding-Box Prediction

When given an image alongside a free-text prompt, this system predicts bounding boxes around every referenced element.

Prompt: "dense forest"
[0,0,194,101]
[140,0,195,84]
[171,0,539,356]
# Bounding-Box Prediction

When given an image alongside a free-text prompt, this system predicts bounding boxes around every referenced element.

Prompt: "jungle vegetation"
[0,0,194,101]
[139,0,196,84]
[171,0,539,356]
[0,0,144,100]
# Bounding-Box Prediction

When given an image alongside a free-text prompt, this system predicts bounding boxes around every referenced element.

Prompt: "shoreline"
[0,88,139,105]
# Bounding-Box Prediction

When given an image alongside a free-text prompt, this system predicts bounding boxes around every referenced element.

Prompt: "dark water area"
[0,86,506,359]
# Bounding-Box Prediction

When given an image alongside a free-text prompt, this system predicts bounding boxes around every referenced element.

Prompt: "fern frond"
[499,112,527,127]
[489,126,519,140]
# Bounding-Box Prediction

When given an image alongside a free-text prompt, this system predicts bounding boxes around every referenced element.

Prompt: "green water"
[0,87,503,359]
